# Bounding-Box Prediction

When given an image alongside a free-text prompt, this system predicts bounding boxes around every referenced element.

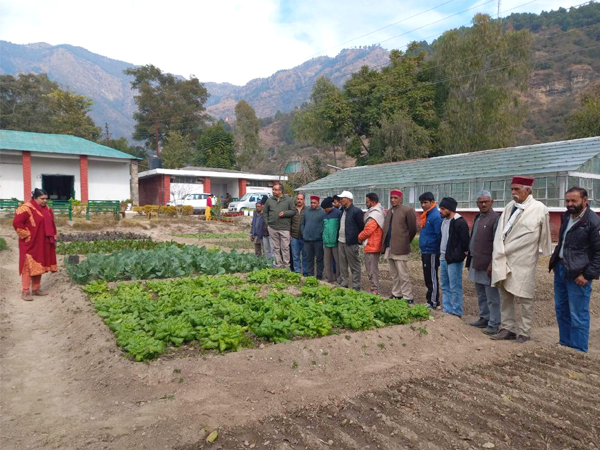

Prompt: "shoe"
[490,329,517,340]
[482,326,499,336]
[389,295,404,300]
[405,298,414,305]
[32,289,49,296]
[425,304,433,310]
[21,291,33,301]
[516,335,531,344]
[469,318,489,328]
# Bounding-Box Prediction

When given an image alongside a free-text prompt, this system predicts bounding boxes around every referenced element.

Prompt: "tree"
[369,112,432,163]
[124,65,209,152]
[161,131,193,169]
[47,89,101,140]
[234,100,262,169]
[293,76,351,165]
[567,83,600,138]
[0,73,101,140]
[103,137,149,171]
[0,73,58,132]
[432,14,533,154]
[196,122,236,169]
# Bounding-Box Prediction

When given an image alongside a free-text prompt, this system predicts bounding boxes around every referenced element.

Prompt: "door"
[42,175,75,201]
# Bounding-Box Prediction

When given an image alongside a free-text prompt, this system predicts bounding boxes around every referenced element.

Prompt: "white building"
[0,130,139,203]
[138,166,287,205]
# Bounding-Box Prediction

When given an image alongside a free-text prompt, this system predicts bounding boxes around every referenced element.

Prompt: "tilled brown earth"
[208,348,600,450]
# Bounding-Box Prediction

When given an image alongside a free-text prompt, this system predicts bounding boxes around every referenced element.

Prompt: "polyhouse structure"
[0,130,140,203]
[297,136,600,239]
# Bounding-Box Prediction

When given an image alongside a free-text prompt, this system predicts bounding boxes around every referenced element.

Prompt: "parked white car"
[168,193,213,214]
[228,193,271,212]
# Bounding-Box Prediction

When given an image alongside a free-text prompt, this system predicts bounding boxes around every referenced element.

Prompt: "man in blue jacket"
[419,192,442,310]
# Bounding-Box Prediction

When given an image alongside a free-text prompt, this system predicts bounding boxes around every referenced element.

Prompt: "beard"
[567,204,584,215]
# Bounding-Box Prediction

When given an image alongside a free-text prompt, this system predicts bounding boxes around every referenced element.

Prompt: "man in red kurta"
[13,189,58,301]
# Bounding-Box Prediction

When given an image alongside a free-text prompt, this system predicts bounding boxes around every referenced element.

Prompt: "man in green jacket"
[321,197,342,284]
[263,182,296,269]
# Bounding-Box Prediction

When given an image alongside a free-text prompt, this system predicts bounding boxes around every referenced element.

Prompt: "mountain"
[0,41,389,139]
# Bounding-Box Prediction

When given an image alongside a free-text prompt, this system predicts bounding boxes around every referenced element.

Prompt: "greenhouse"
[297,136,600,211]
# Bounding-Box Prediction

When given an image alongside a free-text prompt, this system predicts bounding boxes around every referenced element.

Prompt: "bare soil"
[0,217,598,450]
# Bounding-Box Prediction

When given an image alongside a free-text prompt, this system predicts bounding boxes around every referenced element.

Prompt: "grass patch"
[83,268,430,361]
[0,237,7,251]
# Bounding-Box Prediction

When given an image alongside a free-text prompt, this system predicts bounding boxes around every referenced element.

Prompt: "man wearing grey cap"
[466,190,501,335]
[337,190,365,290]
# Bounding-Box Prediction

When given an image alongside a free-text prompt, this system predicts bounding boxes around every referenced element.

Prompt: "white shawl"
[491,195,552,298]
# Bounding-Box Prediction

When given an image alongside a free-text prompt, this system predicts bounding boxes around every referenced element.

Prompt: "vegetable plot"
[58,231,150,242]
[66,246,269,284]
[84,269,430,361]
[57,239,184,255]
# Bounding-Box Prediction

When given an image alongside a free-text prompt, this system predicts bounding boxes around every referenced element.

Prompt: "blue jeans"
[291,237,308,275]
[554,263,591,352]
[440,260,464,316]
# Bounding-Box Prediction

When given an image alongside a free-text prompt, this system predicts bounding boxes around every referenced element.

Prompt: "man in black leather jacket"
[549,187,600,352]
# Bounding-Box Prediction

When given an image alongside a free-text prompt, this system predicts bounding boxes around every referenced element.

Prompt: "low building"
[0,130,140,203]
[297,136,600,239]
[138,166,287,205]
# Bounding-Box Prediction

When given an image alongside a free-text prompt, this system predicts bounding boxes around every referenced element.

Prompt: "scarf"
[364,203,385,229]
[502,200,527,241]
[420,202,437,228]
[32,200,56,244]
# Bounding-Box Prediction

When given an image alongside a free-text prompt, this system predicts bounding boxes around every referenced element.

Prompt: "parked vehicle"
[228,193,271,212]
[168,193,213,214]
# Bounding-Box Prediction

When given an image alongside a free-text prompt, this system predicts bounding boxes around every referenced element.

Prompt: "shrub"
[0,237,7,251]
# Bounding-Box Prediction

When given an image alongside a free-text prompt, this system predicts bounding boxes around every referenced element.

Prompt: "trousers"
[554,263,591,352]
[268,227,291,269]
[364,253,380,292]
[323,246,341,284]
[421,253,440,308]
[498,285,535,337]
[304,240,324,279]
[388,254,413,300]
[475,282,501,329]
[339,242,361,290]
[291,237,308,275]
[262,236,274,265]
[440,260,463,316]
[22,265,42,292]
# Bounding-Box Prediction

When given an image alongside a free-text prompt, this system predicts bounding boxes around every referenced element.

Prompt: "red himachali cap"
[511,176,535,187]
[390,190,403,197]
[310,195,320,202]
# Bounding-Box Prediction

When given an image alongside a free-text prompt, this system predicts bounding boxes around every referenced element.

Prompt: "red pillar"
[80,155,89,203]
[162,175,170,205]
[203,177,211,193]
[238,178,247,197]
[22,151,31,201]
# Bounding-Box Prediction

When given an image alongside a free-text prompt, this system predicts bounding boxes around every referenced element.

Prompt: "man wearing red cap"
[491,175,552,343]
[301,195,325,279]
[381,189,417,302]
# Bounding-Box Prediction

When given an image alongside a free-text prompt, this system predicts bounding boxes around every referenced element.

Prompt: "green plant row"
[66,245,269,284]
[83,269,430,361]
[58,231,150,242]
[57,239,186,255]
[173,232,248,239]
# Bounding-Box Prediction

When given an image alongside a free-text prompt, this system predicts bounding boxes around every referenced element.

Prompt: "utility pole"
[154,118,160,157]
[497,0,501,19]
[104,123,111,145]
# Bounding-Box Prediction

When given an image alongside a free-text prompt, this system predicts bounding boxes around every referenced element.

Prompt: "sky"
[0,0,587,85]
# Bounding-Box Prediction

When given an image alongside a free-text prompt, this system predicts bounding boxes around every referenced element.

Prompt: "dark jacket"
[301,207,325,241]
[264,195,296,230]
[250,211,265,241]
[549,208,600,280]
[443,215,470,264]
[419,206,442,254]
[291,206,305,239]
[381,204,417,256]
[337,203,365,246]
[466,211,500,270]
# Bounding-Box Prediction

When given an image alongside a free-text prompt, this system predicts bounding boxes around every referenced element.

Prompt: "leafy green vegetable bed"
[66,245,268,284]
[57,239,185,255]
[84,269,430,361]
[58,231,149,242]
[173,232,248,239]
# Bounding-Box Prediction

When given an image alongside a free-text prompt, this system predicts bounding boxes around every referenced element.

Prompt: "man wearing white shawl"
[491,176,552,343]
[358,193,386,295]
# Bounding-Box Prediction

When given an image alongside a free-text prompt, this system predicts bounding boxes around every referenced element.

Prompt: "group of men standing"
[250,177,597,353]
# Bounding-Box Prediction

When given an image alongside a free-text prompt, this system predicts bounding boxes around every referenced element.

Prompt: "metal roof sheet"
[0,130,138,160]
[298,136,600,191]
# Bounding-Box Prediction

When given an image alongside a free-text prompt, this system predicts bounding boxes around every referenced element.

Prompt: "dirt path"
[1,222,598,450]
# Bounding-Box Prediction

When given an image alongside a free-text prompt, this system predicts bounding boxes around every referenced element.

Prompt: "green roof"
[298,136,600,191]
[0,130,138,160]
